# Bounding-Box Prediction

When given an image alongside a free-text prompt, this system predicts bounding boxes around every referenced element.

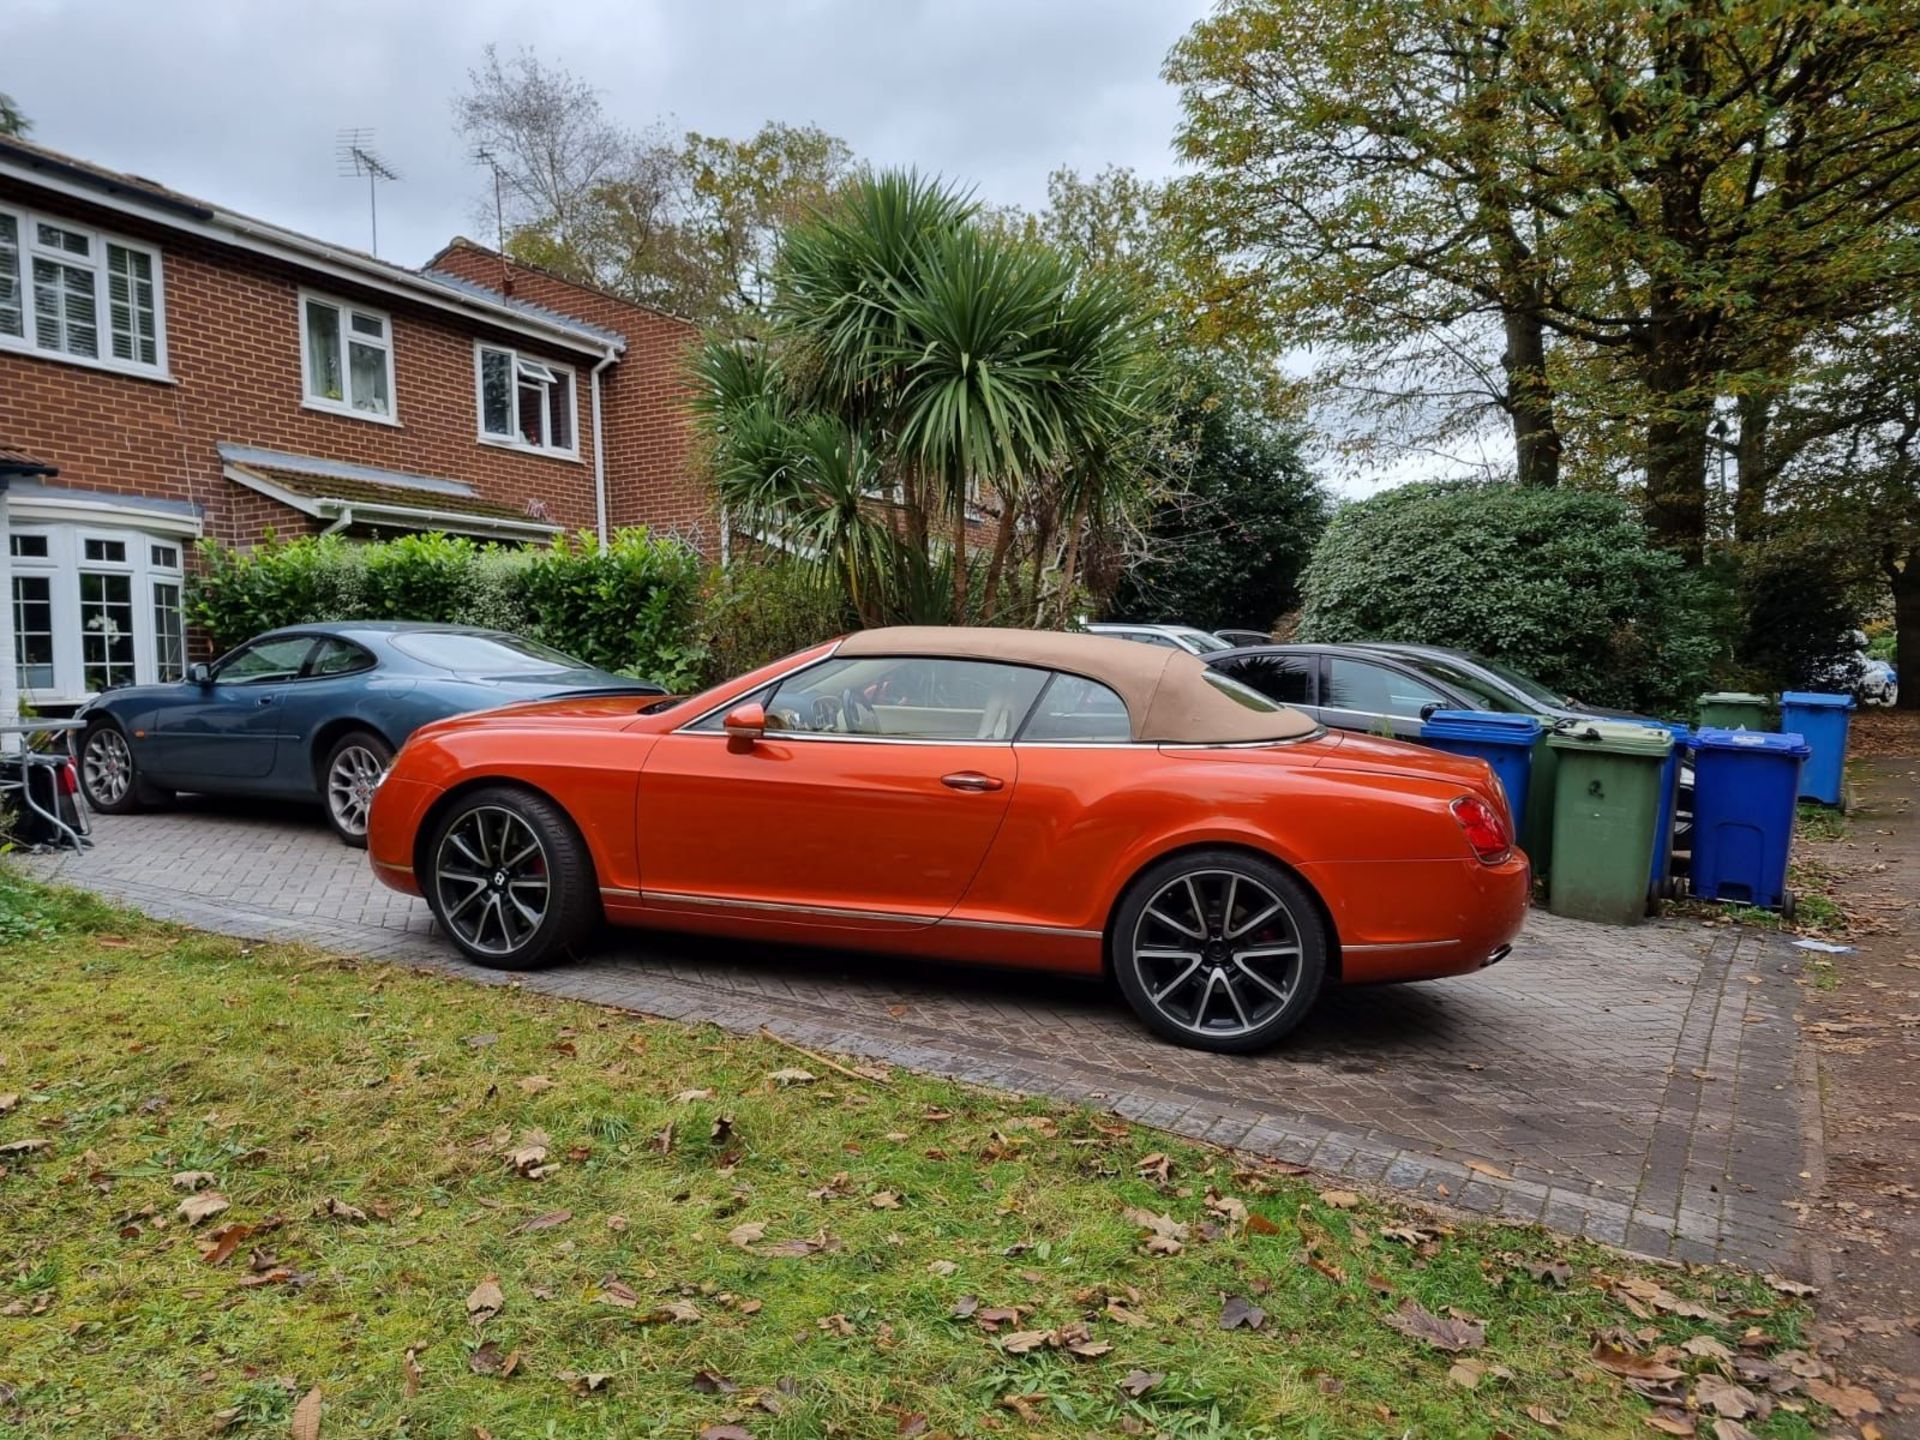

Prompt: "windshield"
[1467,653,1571,707]
[1395,654,1524,713]
[391,631,591,674]
[1175,628,1233,654]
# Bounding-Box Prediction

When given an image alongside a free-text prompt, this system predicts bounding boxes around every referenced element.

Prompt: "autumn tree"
[0,92,29,138]
[1167,0,1920,560]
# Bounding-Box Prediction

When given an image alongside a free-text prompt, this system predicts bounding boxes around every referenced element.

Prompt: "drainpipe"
[321,506,353,536]
[591,348,617,553]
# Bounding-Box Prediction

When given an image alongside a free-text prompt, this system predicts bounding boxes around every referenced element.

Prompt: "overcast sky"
[4,0,1208,267]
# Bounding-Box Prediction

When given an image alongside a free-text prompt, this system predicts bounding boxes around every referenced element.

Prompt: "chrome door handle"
[941,771,1004,793]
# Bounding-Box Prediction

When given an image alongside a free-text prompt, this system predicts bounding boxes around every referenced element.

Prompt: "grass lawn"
[0,871,1849,1439]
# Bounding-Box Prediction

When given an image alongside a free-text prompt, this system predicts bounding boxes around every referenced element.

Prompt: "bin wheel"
[1780,892,1798,922]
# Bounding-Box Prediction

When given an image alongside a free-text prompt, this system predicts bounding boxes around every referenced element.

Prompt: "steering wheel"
[840,687,879,735]
[809,695,842,732]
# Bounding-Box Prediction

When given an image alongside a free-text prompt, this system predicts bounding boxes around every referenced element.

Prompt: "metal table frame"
[0,718,91,852]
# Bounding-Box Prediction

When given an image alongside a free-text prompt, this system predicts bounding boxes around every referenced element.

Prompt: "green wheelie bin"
[1696,691,1770,730]
[1545,720,1675,925]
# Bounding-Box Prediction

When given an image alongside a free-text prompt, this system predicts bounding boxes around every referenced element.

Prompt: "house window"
[476,343,576,455]
[0,203,165,375]
[11,574,55,690]
[301,292,395,420]
[6,521,195,700]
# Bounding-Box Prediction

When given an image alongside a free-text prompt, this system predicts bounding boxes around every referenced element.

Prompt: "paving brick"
[22,802,1824,1275]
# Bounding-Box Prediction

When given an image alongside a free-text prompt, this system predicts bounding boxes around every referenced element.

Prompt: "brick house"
[0,135,707,720]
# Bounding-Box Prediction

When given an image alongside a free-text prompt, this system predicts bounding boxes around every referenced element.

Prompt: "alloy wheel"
[1128,868,1302,1041]
[433,805,552,957]
[83,728,133,807]
[326,744,386,838]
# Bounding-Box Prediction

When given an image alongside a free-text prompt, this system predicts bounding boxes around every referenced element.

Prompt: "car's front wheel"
[322,730,393,847]
[79,720,169,815]
[1110,850,1328,1054]
[424,786,597,970]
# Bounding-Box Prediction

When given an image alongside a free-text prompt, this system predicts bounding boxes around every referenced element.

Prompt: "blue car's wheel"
[323,730,393,848]
[80,720,169,815]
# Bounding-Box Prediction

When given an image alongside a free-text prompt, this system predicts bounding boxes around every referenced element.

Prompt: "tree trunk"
[979,490,1020,624]
[1733,390,1774,542]
[1642,316,1712,563]
[1893,547,1920,712]
[1502,308,1562,489]
[950,491,970,624]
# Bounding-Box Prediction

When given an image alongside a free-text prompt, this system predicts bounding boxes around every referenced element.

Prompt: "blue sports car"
[74,622,664,846]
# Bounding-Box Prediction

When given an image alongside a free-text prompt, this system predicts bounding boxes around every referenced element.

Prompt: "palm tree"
[688,171,1158,625]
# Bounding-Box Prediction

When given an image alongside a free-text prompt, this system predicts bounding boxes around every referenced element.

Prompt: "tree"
[1297,482,1718,713]
[0,92,29,138]
[1109,370,1328,631]
[1167,0,1920,558]
[453,52,856,324]
[689,172,1159,627]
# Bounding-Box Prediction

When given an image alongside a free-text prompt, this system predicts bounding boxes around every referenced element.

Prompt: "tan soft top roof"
[835,627,1317,743]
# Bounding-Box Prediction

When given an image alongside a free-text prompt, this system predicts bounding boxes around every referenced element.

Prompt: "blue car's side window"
[307,638,376,679]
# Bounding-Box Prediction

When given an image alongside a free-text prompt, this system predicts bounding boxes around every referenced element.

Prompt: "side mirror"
[188,663,212,686]
[723,702,766,745]
[1419,702,1441,721]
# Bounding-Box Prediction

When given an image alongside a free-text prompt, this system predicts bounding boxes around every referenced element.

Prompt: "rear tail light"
[1450,794,1511,863]
[56,760,79,796]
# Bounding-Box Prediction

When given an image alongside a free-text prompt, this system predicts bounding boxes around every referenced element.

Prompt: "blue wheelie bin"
[1778,691,1854,806]
[1688,728,1810,913]
[1419,711,1542,835]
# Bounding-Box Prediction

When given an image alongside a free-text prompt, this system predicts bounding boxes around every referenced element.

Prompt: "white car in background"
[1860,656,1898,706]
[1086,622,1234,656]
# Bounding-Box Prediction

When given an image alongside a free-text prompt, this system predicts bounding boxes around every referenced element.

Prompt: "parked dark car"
[1213,628,1273,649]
[1207,641,1692,849]
[75,623,664,846]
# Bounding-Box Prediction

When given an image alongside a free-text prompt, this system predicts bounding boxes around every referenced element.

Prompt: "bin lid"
[1780,690,1856,711]
[1615,717,1692,742]
[1545,719,1675,757]
[1420,710,1543,744]
[1698,691,1770,705]
[1692,726,1812,757]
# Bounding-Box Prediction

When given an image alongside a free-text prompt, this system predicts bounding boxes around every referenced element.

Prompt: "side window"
[1212,654,1315,707]
[1020,673,1132,742]
[307,638,376,678]
[215,636,316,685]
[758,656,1047,739]
[1324,658,1446,719]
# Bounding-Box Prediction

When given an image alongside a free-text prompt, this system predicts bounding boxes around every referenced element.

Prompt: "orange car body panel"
[367,642,1529,983]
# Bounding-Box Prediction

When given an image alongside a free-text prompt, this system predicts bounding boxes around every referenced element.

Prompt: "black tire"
[423,785,597,971]
[321,729,394,848]
[1110,848,1328,1054]
[79,719,169,814]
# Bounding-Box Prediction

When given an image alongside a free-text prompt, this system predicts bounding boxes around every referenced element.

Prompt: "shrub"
[518,531,707,690]
[694,561,852,685]
[1297,481,1718,714]
[188,532,368,652]
[1731,536,1870,694]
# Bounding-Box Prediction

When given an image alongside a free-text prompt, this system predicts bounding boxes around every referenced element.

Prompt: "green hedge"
[187,531,845,691]
[1297,482,1718,715]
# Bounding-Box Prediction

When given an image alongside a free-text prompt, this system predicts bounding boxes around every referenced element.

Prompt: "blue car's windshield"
[391,631,588,674]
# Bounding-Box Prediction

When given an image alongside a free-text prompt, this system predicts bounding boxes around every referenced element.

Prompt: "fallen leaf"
[1123,1206,1188,1254]
[198,1222,251,1266]
[316,1198,366,1223]
[1464,1159,1513,1180]
[1711,1422,1759,1440]
[728,1221,767,1249]
[1804,1377,1882,1419]
[1684,1336,1735,1360]
[1246,1212,1282,1236]
[1590,1342,1683,1381]
[595,1279,640,1308]
[1524,1260,1572,1288]
[927,1259,957,1276]
[564,1372,610,1396]
[170,1170,216,1191]
[1525,1403,1561,1429]
[691,1369,738,1395]
[1220,1295,1266,1331]
[1644,1410,1695,1435]
[897,1413,927,1437]
[402,1348,422,1398]
[1001,1329,1050,1355]
[1318,1189,1361,1209]
[469,1342,508,1376]
[1383,1300,1485,1353]
[516,1075,554,1094]
[1119,1369,1165,1397]
[290,1385,322,1440]
[1694,1376,1760,1419]
[502,1130,551,1176]
[177,1192,230,1226]
[1448,1359,1485,1388]
[698,1428,752,1440]
[870,1191,902,1210]
[766,1068,816,1086]
[1105,1299,1149,1327]
[0,1094,15,1114]
[606,1214,629,1232]
[673,1087,713,1103]
[1763,1274,1817,1297]
[466,1276,504,1325]
[516,1208,571,1233]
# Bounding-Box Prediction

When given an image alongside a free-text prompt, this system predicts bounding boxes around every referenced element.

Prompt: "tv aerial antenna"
[470,145,512,291]
[336,128,401,257]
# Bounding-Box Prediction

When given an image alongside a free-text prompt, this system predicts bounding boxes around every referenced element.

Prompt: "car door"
[1318,656,1451,739]
[261,636,383,793]
[149,634,319,785]
[636,654,1047,925]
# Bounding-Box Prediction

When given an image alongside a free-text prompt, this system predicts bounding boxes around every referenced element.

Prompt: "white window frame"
[8,519,190,705]
[473,341,580,460]
[298,288,399,425]
[0,201,170,380]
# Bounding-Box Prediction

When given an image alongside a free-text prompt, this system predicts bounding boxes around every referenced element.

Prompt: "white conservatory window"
[9,522,189,702]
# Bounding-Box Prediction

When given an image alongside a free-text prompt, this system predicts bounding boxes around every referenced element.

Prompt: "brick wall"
[0,182,606,548]
[425,241,715,551]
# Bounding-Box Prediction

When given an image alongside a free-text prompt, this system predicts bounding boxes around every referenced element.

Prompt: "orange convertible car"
[368,628,1528,1052]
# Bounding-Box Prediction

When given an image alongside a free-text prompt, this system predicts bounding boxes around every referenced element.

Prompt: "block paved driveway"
[24,798,1822,1275]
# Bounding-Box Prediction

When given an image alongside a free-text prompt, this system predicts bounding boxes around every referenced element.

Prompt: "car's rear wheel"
[79,720,169,814]
[424,786,596,971]
[1111,850,1327,1054]
[322,730,393,848]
